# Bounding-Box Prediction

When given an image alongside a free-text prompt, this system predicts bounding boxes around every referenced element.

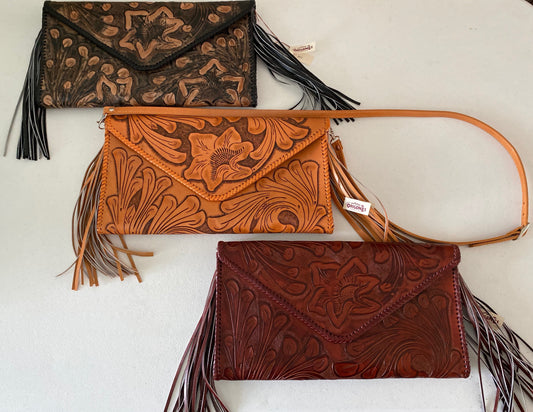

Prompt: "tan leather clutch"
[71,107,529,290]
[97,109,334,235]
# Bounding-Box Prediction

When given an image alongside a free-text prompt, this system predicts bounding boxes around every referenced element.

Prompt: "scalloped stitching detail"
[320,119,334,233]
[96,133,111,234]
[452,264,471,378]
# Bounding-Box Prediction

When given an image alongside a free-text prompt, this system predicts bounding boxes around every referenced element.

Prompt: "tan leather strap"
[104,107,529,245]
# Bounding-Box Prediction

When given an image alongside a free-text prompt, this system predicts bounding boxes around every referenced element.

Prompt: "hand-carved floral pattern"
[184,127,253,191]
[119,7,185,60]
[307,258,382,330]
[103,148,205,233]
[41,2,255,108]
[207,159,328,233]
[215,241,470,380]
[98,115,332,235]
[218,277,329,380]
[127,115,186,163]
[247,118,309,168]
[334,290,464,378]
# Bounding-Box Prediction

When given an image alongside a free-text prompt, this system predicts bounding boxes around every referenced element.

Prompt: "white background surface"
[0,0,532,411]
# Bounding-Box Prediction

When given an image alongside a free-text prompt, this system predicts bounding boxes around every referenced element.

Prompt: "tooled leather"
[218,243,460,342]
[215,241,470,380]
[104,114,330,200]
[97,116,333,234]
[40,1,255,108]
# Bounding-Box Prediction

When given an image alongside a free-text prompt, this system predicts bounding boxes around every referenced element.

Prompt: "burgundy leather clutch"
[166,241,470,411]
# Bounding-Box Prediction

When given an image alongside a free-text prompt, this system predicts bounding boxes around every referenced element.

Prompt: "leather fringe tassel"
[251,15,360,120]
[4,29,49,160]
[328,138,533,411]
[69,148,153,290]
[459,277,533,412]
[165,276,227,412]
[327,137,525,247]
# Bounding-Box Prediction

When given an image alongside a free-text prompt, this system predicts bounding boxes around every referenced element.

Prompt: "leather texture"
[40,1,256,108]
[214,241,470,380]
[97,113,334,234]
[102,106,530,246]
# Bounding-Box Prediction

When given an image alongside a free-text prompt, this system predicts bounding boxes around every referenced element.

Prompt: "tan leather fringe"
[328,137,525,247]
[70,149,153,290]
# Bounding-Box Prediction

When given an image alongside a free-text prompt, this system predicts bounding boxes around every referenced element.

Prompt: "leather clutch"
[96,108,333,235]
[165,241,470,410]
[41,1,256,108]
[70,107,529,289]
[11,1,359,160]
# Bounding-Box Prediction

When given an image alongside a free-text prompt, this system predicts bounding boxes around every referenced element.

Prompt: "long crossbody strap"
[104,107,529,246]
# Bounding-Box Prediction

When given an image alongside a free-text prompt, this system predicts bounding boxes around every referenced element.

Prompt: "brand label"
[289,42,316,54]
[343,197,371,216]
[289,42,316,65]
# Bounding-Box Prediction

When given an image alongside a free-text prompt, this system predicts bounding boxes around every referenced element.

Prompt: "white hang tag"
[343,197,372,216]
[288,42,316,65]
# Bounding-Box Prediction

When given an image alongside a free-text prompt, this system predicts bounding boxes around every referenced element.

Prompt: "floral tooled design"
[207,159,328,233]
[119,7,185,60]
[175,26,249,106]
[127,115,185,164]
[307,257,382,330]
[42,2,254,108]
[105,148,205,233]
[220,277,328,380]
[333,291,463,378]
[184,127,253,191]
[247,118,310,168]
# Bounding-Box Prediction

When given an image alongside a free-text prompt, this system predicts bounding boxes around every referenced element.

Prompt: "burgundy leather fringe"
[69,149,152,290]
[165,262,532,411]
[165,276,227,412]
[459,277,533,412]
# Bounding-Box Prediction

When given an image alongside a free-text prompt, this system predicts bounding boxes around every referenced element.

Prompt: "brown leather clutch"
[165,241,470,411]
[42,1,256,108]
[12,1,359,160]
[96,108,333,235]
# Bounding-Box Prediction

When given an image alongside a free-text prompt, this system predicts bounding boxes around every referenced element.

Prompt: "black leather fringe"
[251,21,360,122]
[16,29,49,160]
[165,275,227,412]
[460,276,533,412]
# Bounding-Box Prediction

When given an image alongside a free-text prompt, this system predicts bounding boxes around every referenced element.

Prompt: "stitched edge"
[248,4,257,107]
[39,5,48,107]
[218,243,460,344]
[43,1,254,72]
[320,119,334,234]
[96,131,110,234]
[106,118,328,201]
[452,262,471,378]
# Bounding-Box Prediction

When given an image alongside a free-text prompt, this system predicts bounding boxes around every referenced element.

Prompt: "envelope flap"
[44,1,254,71]
[105,114,330,201]
[218,241,460,344]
